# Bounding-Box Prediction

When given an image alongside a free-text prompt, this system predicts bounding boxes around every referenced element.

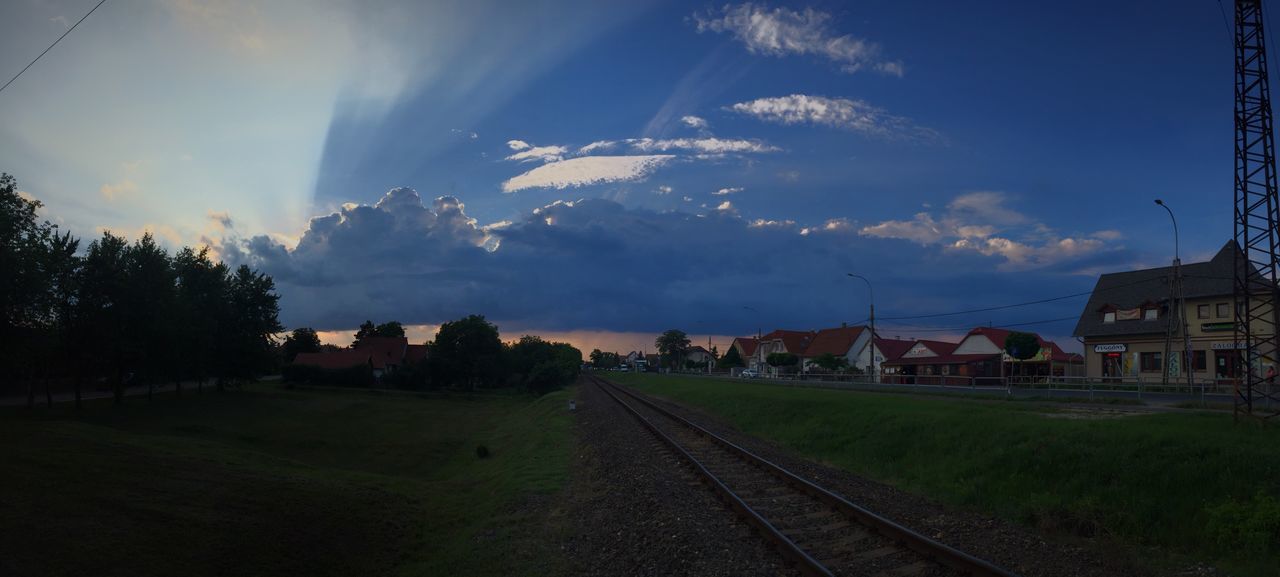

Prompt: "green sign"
[1201,322,1235,332]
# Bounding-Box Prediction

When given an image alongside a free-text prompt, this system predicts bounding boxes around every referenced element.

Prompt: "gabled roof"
[687,345,711,355]
[874,338,915,362]
[916,339,960,356]
[802,326,867,357]
[732,337,758,356]
[1074,241,1248,338]
[355,336,409,370]
[886,352,1002,366]
[761,329,816,354]
[293,349,371,370]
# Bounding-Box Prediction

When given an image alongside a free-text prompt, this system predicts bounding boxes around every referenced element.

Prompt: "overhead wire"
[0,0,108,96]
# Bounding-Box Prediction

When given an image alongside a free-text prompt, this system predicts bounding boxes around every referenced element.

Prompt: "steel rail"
[595,376,1021,577]
[590,375,834,577]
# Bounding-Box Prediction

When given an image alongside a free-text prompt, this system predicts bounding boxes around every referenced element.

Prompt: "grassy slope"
[0,385,574,577]
[611,373,1280,575]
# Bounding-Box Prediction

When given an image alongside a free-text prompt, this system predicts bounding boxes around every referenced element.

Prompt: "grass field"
[0,384,575,577]
[610,372,1280,576]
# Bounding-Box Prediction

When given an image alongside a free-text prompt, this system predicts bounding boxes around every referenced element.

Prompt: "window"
[1143,308,1159,321]
[1193,350,1207,372]
[1140,351,1162,372]
[1217,302,1230,318]
[1198,304,1210,319]
[1103,311,1116,323]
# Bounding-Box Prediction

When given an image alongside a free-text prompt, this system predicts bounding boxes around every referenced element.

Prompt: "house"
[799,325,871,373]
[1073,241,1271,381]
[730,337,758,364]
[753,329,816,373]
[871,338,915,372]
[685,345,716,367]
[292,336,428,379]
[881,328,1082,384]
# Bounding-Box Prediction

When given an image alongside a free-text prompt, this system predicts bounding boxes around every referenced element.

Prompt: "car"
[739,369,759,378]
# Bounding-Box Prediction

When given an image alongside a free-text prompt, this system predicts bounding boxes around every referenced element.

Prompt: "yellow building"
[1073,242,1276,382]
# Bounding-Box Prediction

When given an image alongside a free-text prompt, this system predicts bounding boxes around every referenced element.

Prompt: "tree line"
[282,314,583,395]
[1,173,282,407]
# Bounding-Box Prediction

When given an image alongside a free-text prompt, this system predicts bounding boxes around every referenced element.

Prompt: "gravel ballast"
[562,380,800,576]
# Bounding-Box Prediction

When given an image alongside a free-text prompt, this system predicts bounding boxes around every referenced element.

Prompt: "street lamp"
[1154,199,1195,398]
[847,273,876,380]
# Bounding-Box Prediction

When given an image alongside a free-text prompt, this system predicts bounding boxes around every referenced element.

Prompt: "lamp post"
[847,273,876,380]
[742,306,761,371]
[1155,199,1196,399]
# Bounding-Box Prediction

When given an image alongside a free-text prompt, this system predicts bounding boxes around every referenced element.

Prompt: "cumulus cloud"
[507,139,531,150]
[681,115,709,129]
[712,187,744,196]
[220,187,1128,337]
[858,191,1119,270]
[730,94,939,141]
[693,3,902,75]
[656,185,673,195]
[501,155,675,193]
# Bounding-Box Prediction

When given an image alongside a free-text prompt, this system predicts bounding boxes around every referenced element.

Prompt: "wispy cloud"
[628,137,777,154]
[729,94,939,142]
[501,155,675,193]
[207,211,234,230]
[681,115,709,129]
[693,3,903,76]
[505,143,568,163]
[100,180,139,201]
[712,187,744,196]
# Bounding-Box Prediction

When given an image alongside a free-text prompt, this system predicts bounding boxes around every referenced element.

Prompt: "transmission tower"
[1233,0,1280,420]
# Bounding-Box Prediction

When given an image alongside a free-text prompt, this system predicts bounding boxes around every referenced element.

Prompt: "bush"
[282,363,376,388]
[1207,491,1280,556]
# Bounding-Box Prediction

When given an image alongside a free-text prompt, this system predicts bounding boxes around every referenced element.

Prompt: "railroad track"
[589,375,1020,577]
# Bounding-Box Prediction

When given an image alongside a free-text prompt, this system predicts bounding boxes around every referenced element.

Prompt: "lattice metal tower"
[1233,0,1280,420]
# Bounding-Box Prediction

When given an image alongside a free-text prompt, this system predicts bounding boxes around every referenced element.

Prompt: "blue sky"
[0,0,1244,352]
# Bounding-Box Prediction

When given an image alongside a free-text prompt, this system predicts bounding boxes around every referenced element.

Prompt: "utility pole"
[1233,0,1280,421]
[847,274,876,380]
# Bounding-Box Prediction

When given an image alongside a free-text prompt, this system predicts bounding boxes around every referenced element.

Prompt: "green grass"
[0,384,575,577]
[611,373,1280,576]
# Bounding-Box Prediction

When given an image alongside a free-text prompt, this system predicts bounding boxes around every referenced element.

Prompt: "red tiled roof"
[915,339,960,356]
[964,327,1049,349]
[293,349,371,370]
[404,344,428,364]
[761,329,816,354]
[732,337,758,356]
[801,326,867,357]
[356,336,408,370]
[874,338,915,362]
[884,353,1001,366]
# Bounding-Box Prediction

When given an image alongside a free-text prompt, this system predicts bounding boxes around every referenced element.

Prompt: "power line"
[0,0,108,97]
[873,316,1079,335]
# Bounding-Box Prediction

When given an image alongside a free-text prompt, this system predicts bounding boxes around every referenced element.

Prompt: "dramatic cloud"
[859,191,1119,270]
[501,155,675,192]
[221,187,1128,341]
[730,94,939,141]
[693,3,903,75]
[712,187,744,196]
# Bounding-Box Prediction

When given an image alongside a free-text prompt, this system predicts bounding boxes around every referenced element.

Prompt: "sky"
[0,0,1246,354]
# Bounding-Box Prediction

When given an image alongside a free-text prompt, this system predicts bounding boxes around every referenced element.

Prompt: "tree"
[123,234,177,401]
[0,173,56,401]
[173,246,224,394]
[766,352,799,368]
[718,346,745,369]
[655,329,691,370]
[375,321,404,338]
[283,328,322,362]
[589,348,603,367]
[218,265,283,387]
[430,314,503,389]
[1004,331,1042,378]
[77,231,131,403]
[353,320,377,347]
[812,352,848,372]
